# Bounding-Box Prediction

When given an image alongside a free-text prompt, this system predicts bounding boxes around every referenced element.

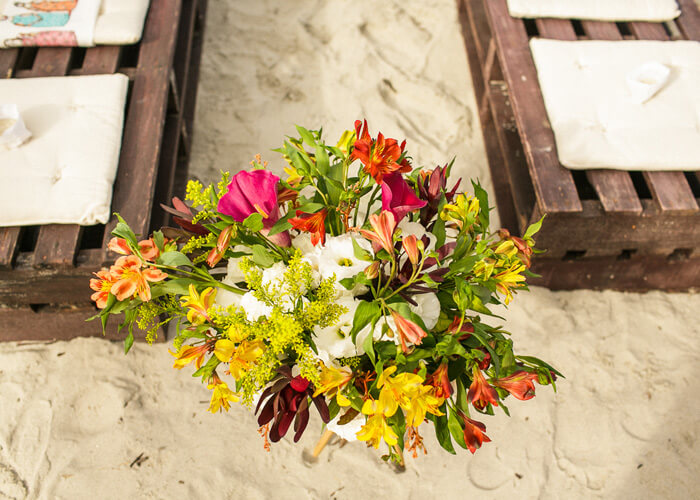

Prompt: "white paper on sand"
[507,0,680,22]
[0,74,128,226]
[0,0,101,47]
[0,0,149,47]
[530,39,700,170]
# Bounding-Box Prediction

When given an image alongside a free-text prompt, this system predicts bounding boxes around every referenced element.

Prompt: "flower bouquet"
[90,120,560,464]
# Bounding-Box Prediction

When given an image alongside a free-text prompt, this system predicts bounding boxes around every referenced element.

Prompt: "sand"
[1,1,700,499]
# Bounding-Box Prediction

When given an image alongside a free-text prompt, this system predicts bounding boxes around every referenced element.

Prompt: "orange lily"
[390,310,427,352]
[109,255,167,302]
[459,412,491,454]
[107,237,131,255]
[492,371,538,401]
[89,269,117,309]
[312,364,353,398]
[138,238,161,261]
[351,119,411,183]
[360,211,396,255]
[289,208,327,246]
[206,225,234,267]
[426,362,452,398]
[468,366,499,411]
[402,234,420,266]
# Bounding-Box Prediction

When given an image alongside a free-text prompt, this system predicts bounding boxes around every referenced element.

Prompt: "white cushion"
[0,0,150,47]
[0,74,129,226]
[530,39,700,170]
[94,0,150,46]
[508,0,680,21]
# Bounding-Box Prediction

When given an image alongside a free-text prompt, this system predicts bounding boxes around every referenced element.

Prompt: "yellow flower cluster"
[356,366,444,449]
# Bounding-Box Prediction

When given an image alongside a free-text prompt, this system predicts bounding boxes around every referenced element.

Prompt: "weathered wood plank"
[103,0,183,248]
[0,49,18,78]
[464,0,492,66]
[676,0,700,40]
[485,0,582,213]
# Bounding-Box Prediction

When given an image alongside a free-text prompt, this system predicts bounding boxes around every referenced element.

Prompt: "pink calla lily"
[217,169,291,246]
[381,173,427,223]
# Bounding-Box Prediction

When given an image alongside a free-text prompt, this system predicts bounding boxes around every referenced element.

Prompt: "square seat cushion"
[507,0,680,22]
[0,74,129,226]
[530,39,700,170]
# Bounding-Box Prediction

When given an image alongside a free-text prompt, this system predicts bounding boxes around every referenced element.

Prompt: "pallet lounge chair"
[458,0,700,291]
[0,0,208,341]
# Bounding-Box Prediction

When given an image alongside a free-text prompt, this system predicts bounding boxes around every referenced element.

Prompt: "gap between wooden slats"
[485,0,582,213]
[0,50,21,268]
[627,20,699,214]
[676,0,700,40]
[537,19,643,214]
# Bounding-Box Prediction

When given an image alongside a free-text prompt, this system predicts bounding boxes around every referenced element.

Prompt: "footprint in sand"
[8,399,53,496]
[0,462,28,500]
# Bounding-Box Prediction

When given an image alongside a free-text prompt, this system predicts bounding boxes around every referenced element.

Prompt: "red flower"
[381,172,426,223]
[459,412,491,454]
[426,363,452,398]
[289,208,327,246]
[492,371,538,401]
[351,120,411,183]
[447,316,475,341]
[468,367,499,411]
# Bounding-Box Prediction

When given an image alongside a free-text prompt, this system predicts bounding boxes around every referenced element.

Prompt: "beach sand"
[1,1,699,499]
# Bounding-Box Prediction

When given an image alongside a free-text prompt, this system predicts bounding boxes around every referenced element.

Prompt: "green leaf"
[352,237,372,261]
[192,355,220,381]
[315,145,329,175]
[267,211,294,236]
[157,251,193,268]
[455,376,469,411]
[448,408,467,449]
[433,216,446,249]
[327,398,340,421]
[433,411,456,454]
[153,278,192,296]
[350,301,381,342]
[243,213,264,232]
[362,329,376,366]
[112,214,138,246]
[296,125,317,147]
[124,331,135,354]
[153,230,165,250]
[436,335,468,358]
[471,180,490,228]
[251,244,275,268]
[524,214,546,240]
[516,355,564,378]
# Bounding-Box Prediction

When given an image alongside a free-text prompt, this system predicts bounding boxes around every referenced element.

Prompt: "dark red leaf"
[312,395,330,423]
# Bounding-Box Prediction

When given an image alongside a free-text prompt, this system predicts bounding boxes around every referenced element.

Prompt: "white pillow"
[94,0,151,45]
[0,74,129,226]
[530,39,700,170]
[508,0,680,22]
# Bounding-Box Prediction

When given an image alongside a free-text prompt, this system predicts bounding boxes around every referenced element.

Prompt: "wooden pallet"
[0,0,208,341]
[458,0,700,291]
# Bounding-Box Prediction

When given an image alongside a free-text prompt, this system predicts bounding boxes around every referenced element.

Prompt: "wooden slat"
[80,45,122,74]
[485,0,582,213]
[0,50,21,268]
[464,0,492,66]
[103,0,183,249]
[676,0,700,40]
[627,19,700,214]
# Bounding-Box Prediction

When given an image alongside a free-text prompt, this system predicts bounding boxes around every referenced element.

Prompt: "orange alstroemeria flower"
[289,209,327,246]
[206,225,234,267]
[402,234,420,266]
[107,237,131,255]
[426,362,452,399]
[138,238,161,261]
[390,310,427,352]
[181,284,217,325]
[492,371,538,401]
[351,120,411,183]
[170,342,211,370]
[89,269,118,309]
[360,211,396,255]
[109,255,167,302]
[459,412,491,454]
[468,366,499,411]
